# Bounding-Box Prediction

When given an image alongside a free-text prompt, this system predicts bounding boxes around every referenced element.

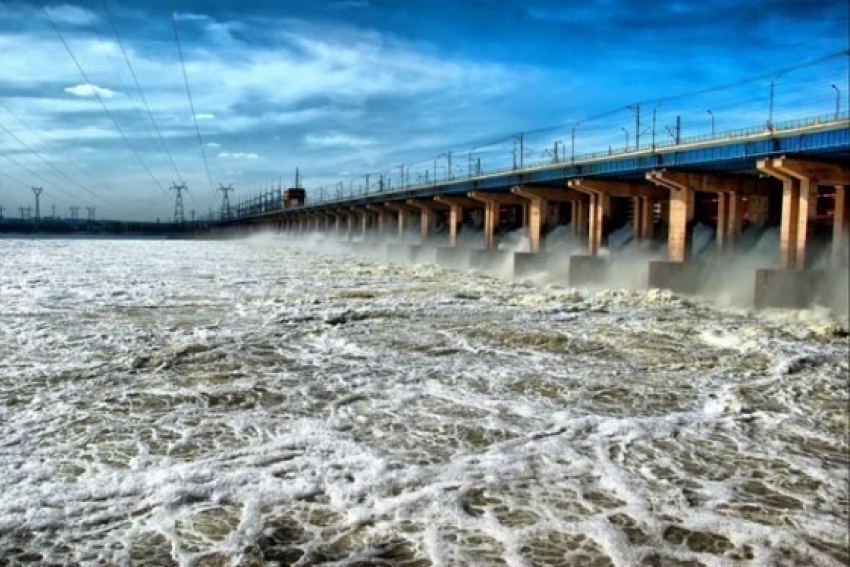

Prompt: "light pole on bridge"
[627,104,640,150]
[553,140,565,163]
[831,84,841,120]
[512,134,524,170]
[651,102,662,151]
[767,72,783,131]
[707,109,715,137]
[571,121,580,164]
[621,127,629,152]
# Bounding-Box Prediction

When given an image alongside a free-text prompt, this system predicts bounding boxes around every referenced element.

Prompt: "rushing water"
[0,236,847,566]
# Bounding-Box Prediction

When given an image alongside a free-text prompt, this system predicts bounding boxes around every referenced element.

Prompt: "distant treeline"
[0,218,211,237]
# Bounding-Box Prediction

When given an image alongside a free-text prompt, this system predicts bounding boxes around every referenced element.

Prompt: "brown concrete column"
[569,179,664,257]
[780,178,801,269]
[385,202,417,240]
[647,170,758,260]
[757,158,850,270]
[587,193,610,256]
[716,192,729,253]
[640,198,655,240]
[468,191,526,250]
[398,208,410,238]
[352,207,369,236]
[422,208,436,241]
[669,188,695,262]
[434,196,479,248]
[795,178,817,269]
[632,197,644,242]
[572,199,588,237]
[510,187,579,253]
[646,171,692,262]
[727,192,742,243]
[366,205,391,236]
[834,185,849,266]
[527,198,543,252]
[481,201,499,250]
[407,199,445,242]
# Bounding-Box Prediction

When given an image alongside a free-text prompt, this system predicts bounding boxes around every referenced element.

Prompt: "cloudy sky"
[0,0,847,221]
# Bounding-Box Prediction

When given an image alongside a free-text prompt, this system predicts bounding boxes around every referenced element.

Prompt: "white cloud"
[64,83,116,98]
[44,4,99,26]
[206,142,221,148]
[217,152,259,159]
[194,113,216,120]
[305,132,375,148]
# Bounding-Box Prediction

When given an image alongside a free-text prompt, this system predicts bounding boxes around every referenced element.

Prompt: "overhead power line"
[0,121,121,211]
[102,0,185,186]
[43,6,171,200]
[0,100,127,199]
[171,11,216,197]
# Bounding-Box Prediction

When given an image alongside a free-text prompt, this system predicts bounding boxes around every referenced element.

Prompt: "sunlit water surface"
[0,236,847,566]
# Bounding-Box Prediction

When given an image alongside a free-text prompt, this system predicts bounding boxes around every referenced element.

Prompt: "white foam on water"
[0,237,847,566]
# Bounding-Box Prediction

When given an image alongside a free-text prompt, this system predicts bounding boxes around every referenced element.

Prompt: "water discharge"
[0,236,847,565]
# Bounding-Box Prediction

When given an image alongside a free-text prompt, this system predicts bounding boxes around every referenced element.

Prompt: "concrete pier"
[437,247,472,269]
[569,255,609,286]
[469,249,513,272]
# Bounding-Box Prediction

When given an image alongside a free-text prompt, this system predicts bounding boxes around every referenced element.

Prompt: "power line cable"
[171,9,216,198]
[0,101,139,205]
[0,120,126,212]
[42,6,172,201]
[103,0,186,187]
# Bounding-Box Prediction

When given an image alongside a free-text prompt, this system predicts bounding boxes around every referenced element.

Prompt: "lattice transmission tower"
[31,187,43,221]
[217,183,234,219]
[170,182,188,223]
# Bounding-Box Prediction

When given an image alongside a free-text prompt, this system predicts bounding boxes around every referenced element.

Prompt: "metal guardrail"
[229,111,849,220]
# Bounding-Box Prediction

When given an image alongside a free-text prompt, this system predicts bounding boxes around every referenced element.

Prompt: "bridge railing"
[233,111,849,218]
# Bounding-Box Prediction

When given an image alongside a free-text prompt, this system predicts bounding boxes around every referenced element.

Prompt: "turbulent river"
[0,236,847,566]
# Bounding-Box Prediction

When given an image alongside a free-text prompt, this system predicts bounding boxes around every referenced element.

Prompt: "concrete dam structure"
[217,114,850,313]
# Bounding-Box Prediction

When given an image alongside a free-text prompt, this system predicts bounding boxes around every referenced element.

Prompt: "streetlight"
[707,109,715,137]
[553,140,565,163]
[571,121,580,163]
[767,72,782,131]
[512,134,524,170]
[651,102,662,151]
[621,127,629,152]
[435,152,452,181]
[831,84,841,120]
[627,104,640,150]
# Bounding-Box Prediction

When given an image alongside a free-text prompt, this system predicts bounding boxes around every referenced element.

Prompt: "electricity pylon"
[217,183,234,219]
[170,182,188,224]
[32,187,43,221]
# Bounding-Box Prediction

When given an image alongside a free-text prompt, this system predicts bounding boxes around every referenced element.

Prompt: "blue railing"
[230,110,849,220]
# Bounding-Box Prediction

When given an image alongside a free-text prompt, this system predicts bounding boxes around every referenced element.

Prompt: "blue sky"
[0,0,847,221]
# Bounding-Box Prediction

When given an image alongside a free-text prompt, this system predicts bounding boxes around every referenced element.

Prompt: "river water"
[0,235,847,566]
